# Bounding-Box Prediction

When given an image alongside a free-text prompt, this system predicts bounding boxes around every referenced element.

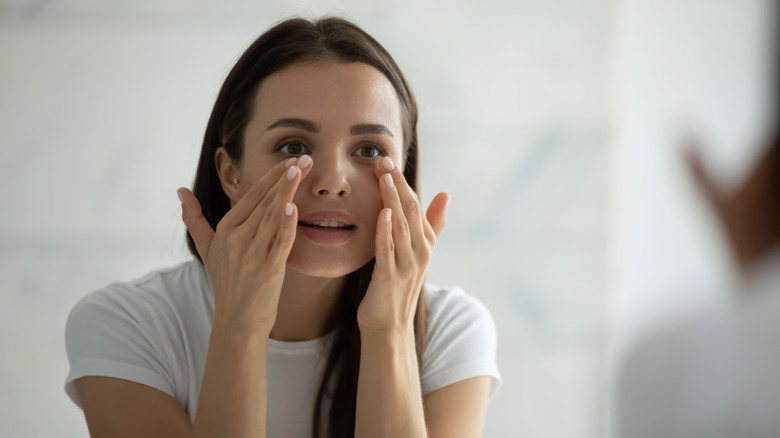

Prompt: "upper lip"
[297,211,357,226]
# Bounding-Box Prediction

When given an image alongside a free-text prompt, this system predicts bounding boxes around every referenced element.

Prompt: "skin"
[215,60,416,341]
[75,59,492,438]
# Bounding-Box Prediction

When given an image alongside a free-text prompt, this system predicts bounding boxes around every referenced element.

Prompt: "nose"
[306,152,352,199]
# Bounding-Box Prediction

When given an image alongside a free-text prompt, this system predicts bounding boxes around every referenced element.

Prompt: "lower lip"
[298,225,355,244]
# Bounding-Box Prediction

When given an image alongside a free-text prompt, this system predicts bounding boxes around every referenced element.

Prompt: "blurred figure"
[614,2,779,434]
[615,130,780,437]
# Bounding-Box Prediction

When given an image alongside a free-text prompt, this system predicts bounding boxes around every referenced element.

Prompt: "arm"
[191,322,270,438]
[358,156,489,437]
[355,329,427,437]
[422,376,492,438]
[76,324,271,438]
[355,328,493,438]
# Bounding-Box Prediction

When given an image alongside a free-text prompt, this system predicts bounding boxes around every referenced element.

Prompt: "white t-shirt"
[64,260,501,436]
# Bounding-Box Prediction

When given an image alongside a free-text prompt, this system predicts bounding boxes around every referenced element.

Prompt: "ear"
[214,147,241,206]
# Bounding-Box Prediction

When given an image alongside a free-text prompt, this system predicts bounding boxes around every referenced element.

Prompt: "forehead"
[250,60,403,136]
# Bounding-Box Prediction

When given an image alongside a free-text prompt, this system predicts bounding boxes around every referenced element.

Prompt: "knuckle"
[259,194,274,211]
[405,200,420,216]
[420,245,432,262]
[242,255,260,272]
[398,255,413,270]
[225,231,242,247]
[273,231,291,248]
[400,219,410,234]
[380,240,395,256]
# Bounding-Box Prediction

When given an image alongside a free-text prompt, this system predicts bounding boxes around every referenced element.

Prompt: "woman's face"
[236,60,405,278]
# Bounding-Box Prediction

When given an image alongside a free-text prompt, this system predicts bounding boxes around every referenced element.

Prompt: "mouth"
[297,220,356,231]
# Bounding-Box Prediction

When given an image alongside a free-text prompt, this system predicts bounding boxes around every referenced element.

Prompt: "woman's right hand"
[177,156,312,334]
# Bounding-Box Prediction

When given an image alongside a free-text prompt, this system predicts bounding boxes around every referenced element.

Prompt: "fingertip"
[297,154,312,169]
[383,172,394,189]
[299,158,314,179]
[381,156,395,172]
[285,157,299,168]
[374,157,398,179]
[286,165,299,181]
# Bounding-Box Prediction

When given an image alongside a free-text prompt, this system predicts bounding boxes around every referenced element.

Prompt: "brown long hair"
[185,17,428,437]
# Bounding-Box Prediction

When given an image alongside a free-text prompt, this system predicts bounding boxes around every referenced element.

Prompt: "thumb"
[177,187,215,262]
[426,192,450,238]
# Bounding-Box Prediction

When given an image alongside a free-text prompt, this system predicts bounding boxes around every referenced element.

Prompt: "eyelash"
[275,139,389,159]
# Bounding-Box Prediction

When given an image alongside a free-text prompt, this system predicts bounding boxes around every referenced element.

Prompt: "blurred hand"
[685,133,780,270]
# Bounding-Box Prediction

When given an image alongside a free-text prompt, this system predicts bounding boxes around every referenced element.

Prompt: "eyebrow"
[350,123,394,138]
[267,118,394,138]
[267,118,320,132]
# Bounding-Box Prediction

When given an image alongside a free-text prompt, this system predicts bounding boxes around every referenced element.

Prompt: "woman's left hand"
[357,156,449,334]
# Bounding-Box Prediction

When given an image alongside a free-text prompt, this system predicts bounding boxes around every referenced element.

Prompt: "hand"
[356,156,449,333]
[685,134,780,270]
[178,156,312,333]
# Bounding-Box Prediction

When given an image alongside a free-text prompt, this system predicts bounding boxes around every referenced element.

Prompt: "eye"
[354,143,387,159]
[278,140,310,156]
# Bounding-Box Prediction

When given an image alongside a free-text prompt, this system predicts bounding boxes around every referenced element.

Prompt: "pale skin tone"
[75,60,492,437]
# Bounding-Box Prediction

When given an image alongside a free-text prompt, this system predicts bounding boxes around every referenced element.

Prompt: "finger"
[255,161,307,239]
[264,201,299,268]
[375,157,424,250]
[425,192,450,239]
[178,187,215,262]
[222,157,299,228]
[376,163,413,268]
[374,208,395,272]
[241,155,313,239]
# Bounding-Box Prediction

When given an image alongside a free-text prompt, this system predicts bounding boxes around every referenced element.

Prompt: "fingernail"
[176,189,183,204]
[384,173,394,188]
[385,209,392,222]
[285,157,298,168]
[285,203,294,216]
[297,155,312,169]
[287,166,297,180]
[382,156,394,171]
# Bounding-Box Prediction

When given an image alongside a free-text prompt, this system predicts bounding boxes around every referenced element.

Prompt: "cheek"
[360,175,385,217]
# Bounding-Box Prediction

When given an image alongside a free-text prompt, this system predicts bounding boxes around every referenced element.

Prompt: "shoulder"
[420,283,501,398]
[423,283,496,341]
[68,259,208,323]
[64,260,209,407]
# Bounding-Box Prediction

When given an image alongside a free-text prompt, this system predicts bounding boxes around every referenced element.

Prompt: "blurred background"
[0,0,773,437]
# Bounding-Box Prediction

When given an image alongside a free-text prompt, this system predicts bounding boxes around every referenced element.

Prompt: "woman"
[65,17,501,438]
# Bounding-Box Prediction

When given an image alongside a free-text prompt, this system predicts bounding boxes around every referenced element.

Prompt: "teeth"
[302,220,349,228]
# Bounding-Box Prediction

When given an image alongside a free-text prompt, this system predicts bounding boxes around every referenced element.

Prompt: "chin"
[286,249,373,278]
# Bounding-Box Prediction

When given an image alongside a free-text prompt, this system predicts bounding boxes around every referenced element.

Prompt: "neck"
[269,267,346,342]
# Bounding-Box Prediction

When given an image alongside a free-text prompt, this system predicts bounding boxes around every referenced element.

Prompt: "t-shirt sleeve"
[420,286,502,400]
[64,286,177,408]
